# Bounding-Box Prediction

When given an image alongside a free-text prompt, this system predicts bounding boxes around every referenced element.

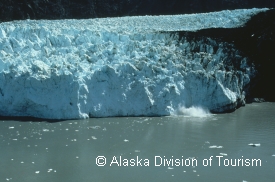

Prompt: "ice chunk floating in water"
[248,143,261,147]
[0,8,269,119]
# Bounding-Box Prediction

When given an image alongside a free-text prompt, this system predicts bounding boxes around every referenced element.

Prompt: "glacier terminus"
[0,8,269,119]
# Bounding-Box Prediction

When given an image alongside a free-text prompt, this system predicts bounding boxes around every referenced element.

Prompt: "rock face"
[0,9,267,119]
[0,0,274,22]
[236,10,275,101]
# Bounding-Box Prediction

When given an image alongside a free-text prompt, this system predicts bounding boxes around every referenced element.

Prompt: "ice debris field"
[0,8,268,119]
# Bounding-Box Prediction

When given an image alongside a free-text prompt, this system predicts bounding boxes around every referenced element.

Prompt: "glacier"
[0,8,268,119]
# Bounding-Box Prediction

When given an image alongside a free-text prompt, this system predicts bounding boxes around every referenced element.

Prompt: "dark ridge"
[0,0,275,22]
[177,9,275,101]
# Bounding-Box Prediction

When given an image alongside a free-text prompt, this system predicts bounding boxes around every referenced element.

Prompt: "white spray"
[174,105,211,118]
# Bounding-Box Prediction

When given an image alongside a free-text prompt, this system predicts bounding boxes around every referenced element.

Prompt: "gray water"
[0,102,274,182]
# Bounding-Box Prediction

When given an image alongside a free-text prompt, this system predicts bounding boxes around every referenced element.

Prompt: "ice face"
[0,9,267,119]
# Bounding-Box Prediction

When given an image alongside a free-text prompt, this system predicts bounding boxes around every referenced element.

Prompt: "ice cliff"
[0,9,268,119]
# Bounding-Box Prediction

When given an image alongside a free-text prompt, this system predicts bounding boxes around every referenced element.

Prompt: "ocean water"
[0,102,274,182]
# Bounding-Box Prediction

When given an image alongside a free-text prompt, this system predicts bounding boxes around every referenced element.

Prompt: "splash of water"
[174,106,211,118]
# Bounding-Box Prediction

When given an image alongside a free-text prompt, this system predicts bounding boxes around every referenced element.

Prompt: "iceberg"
[0,9,268,119]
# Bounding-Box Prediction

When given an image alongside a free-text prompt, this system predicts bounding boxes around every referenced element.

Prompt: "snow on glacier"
[0,8,268,119]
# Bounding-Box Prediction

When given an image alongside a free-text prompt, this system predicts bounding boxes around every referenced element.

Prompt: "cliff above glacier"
[1,0,274,22]
[0,9,271,119]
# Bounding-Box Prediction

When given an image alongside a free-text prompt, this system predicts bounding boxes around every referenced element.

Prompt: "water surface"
[0,102,274,181]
